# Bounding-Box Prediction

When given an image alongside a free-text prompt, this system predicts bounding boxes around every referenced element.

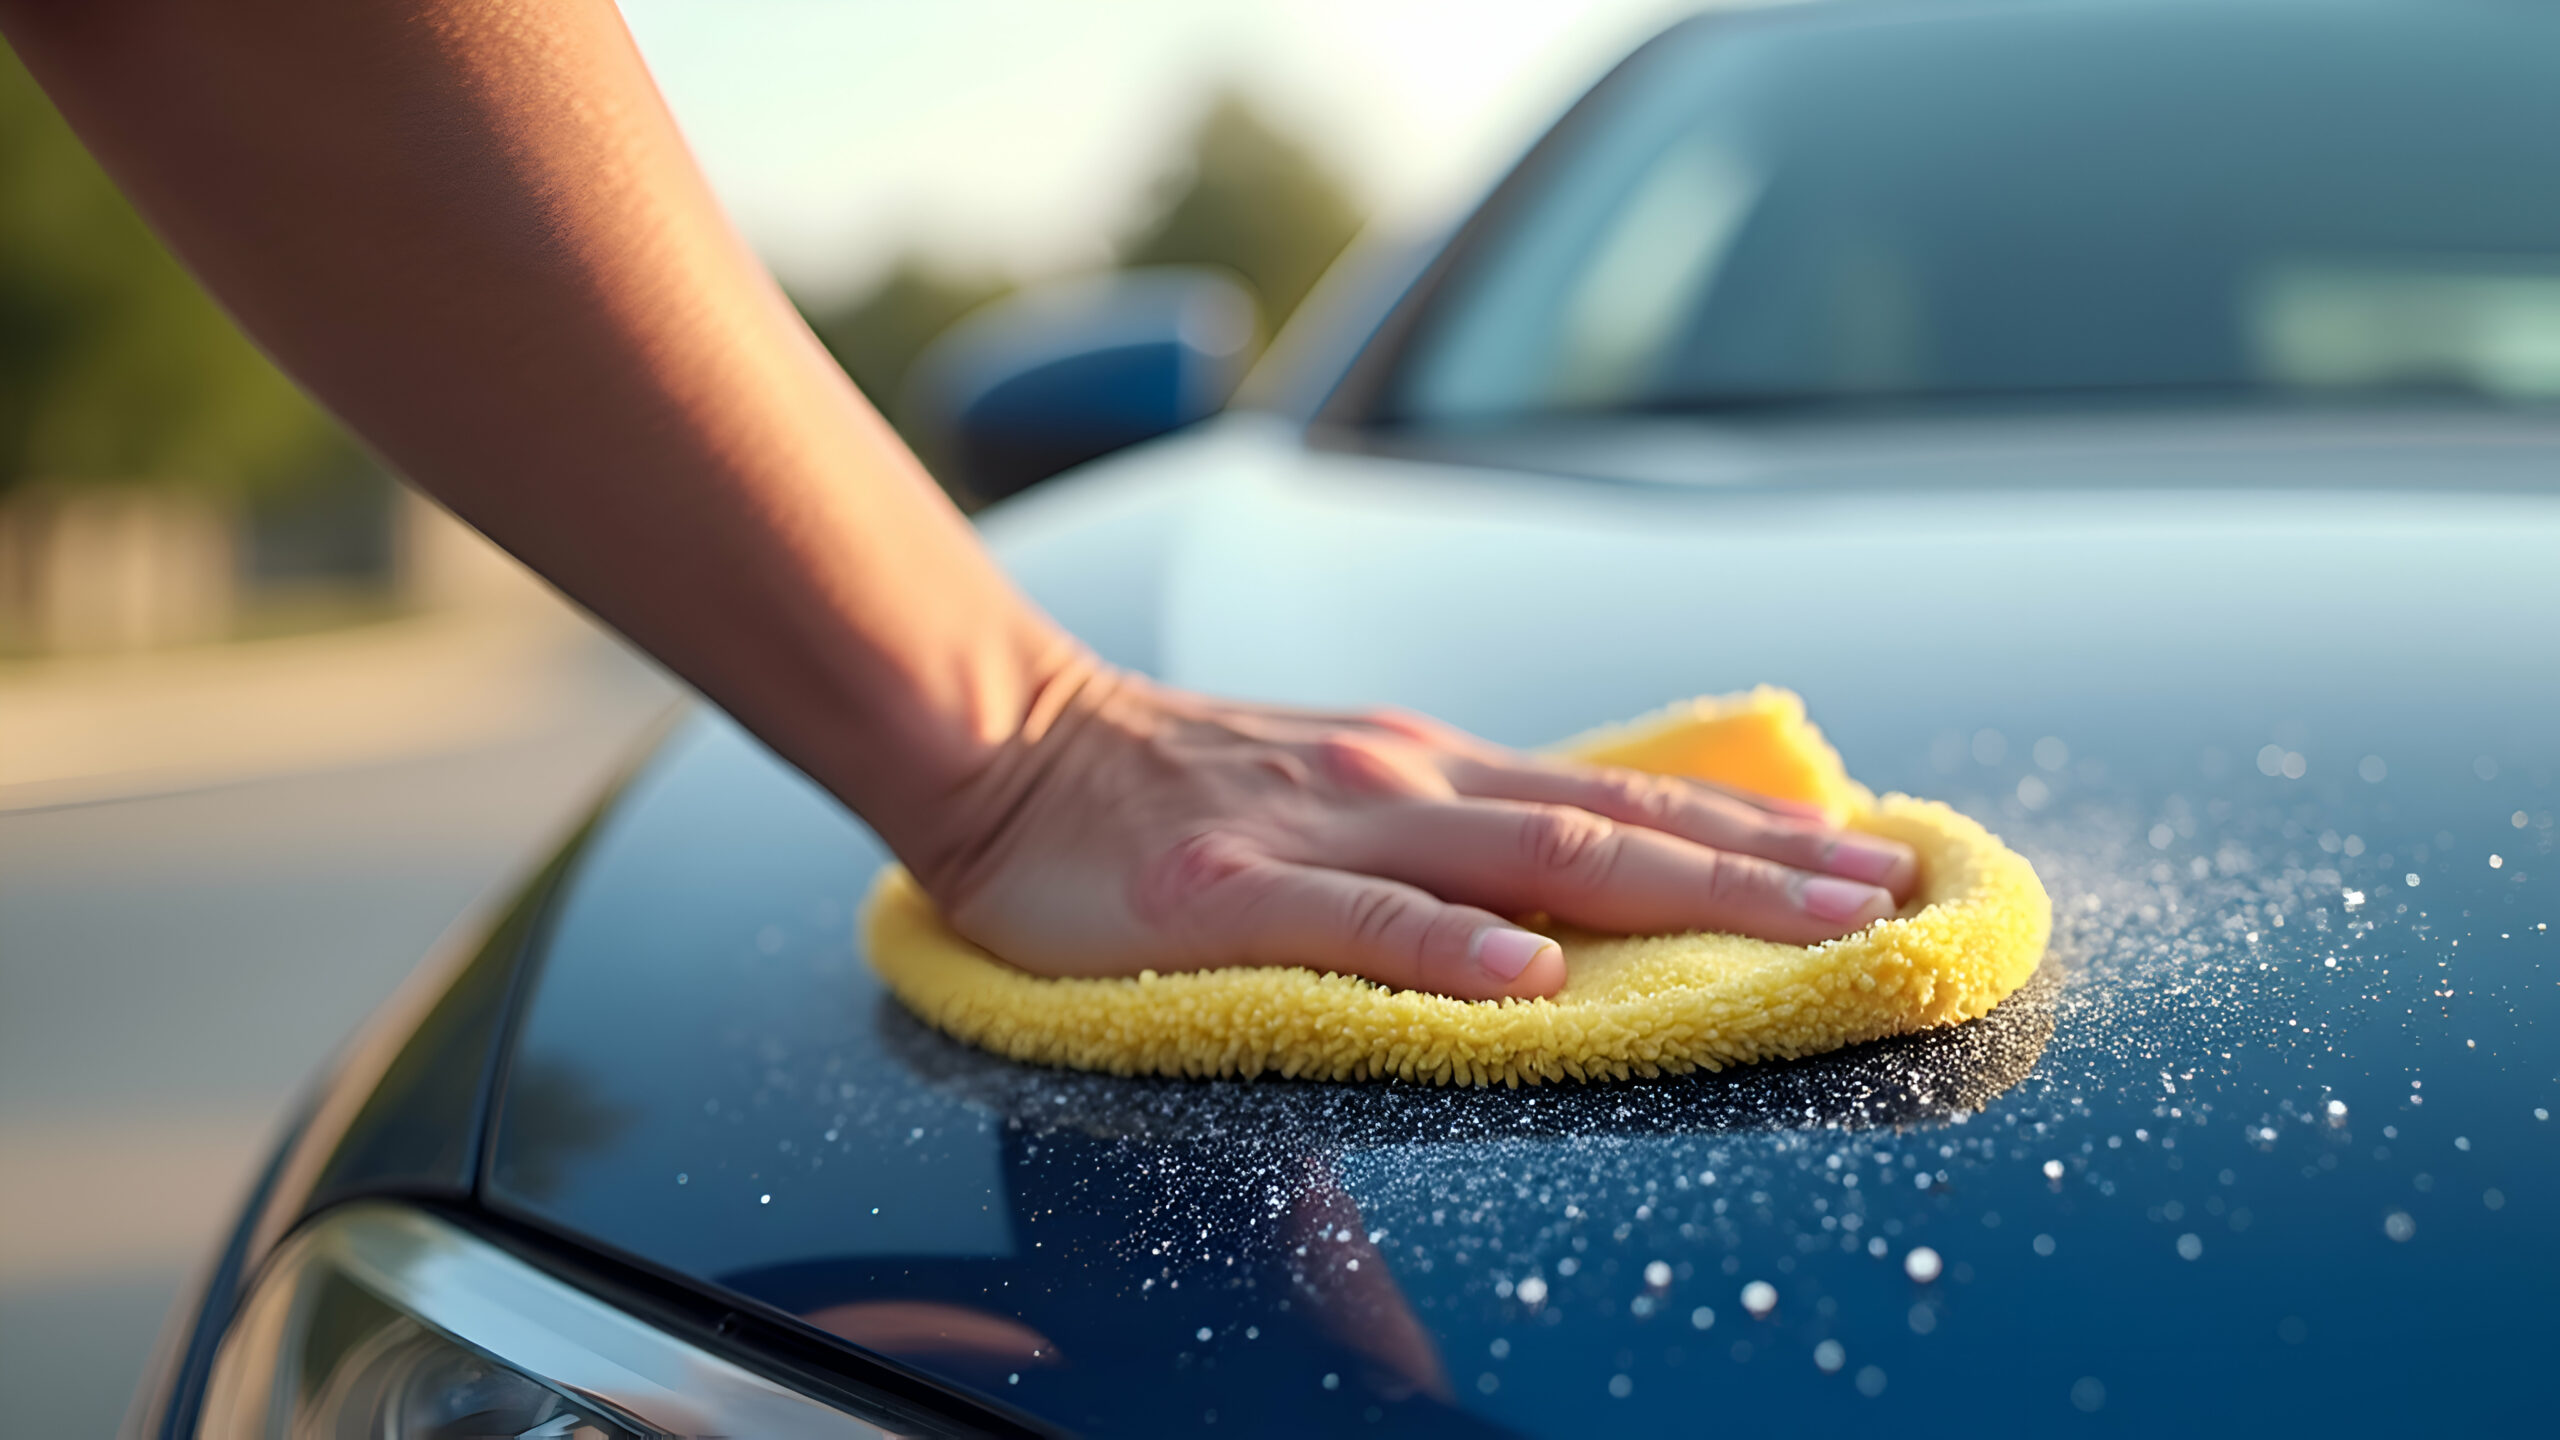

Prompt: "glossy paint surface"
[489,414,2560,1435]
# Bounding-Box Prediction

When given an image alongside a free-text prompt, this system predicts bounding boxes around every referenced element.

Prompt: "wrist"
[808,611,1105,866]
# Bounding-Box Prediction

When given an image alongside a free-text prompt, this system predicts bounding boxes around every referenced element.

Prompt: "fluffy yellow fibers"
[864,688,2051,1086]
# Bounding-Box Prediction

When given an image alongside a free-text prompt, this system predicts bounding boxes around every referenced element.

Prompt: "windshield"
[1380,0,2560,422]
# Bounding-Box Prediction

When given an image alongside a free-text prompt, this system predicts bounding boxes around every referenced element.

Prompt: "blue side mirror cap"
[905,268,1258,504]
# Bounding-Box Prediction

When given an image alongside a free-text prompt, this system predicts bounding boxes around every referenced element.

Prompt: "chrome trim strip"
[200,1202,894,1439]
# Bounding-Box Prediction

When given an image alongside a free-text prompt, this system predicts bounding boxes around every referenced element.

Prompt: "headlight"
[199,1202,891,1438]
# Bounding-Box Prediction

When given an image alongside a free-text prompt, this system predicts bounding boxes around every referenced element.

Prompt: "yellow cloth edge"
[863,693,2052,1087]
[1552,684,1872,821]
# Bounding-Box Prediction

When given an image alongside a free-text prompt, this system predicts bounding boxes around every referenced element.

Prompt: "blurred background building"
[0,1,1703,1430]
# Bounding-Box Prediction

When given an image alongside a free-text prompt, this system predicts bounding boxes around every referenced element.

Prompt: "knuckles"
[1585,767,1685,827]
[1342,884,1421,950]
[1311,730,1439,799]
[1516,804,1620,888]
[1340,892,1478,979]
[1358,706,1466,749]
[1702,848,1783,906]
[1253,750,1317,792]
[1132,830,1263,923]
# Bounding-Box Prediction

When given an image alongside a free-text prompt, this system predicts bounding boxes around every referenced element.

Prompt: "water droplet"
[1515,1275,1549,1307]
[1690,1306,1716,1330]
[1814,1339,1846,1373]
[1644,1260,1673,1289]
[2384,1211,2417,1242]
[1741,1280,1778,1317]
[2043,1159,2067,1180]
[2033,1233,2057,1257]
[1856,1365,1889,1397]
[2176,1233,2203,1261]
[1608,1373,1634,1399]
[1322,1372,1339,1390]
[2490,854,2504,869]
[2359,755,2388,783]
[2474,756,2500,780]
[1197,1327,1213,1342]
[675,1173,687,1185]
[2034,737,2070,771]
[1907,1302,1937,1335]
[759,1193,771,1205]
[2071,1377,2108,1413]
[1904,1247,1943,1283]
[1972,730,2008,766]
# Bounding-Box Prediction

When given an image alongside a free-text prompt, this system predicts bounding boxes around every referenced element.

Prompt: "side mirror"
[904,268,1258,505]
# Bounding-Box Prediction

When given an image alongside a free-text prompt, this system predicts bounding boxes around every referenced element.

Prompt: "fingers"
[1141,834,1565,1000]
[1334,800,1899,945]
[1693,782,1829,822]
[1444,757,1917,901]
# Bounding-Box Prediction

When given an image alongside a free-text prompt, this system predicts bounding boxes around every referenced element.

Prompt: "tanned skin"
[0,0,1915,1000]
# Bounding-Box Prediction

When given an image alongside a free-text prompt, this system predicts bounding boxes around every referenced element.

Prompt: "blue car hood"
[484,411,2560,1436]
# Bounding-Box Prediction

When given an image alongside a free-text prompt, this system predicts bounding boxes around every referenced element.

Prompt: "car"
[132,0,2560,1434]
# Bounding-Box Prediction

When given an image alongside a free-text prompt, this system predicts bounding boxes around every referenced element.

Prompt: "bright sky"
[620,0,1713,305]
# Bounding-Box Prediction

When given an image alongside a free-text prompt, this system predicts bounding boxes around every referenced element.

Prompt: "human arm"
[0,0,1913,1001]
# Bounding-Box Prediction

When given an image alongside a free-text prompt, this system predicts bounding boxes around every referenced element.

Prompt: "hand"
[902,664,1918,1002]
[2,3,1910,1007]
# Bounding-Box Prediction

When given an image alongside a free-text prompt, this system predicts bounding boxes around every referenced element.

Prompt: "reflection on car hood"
[487,414,2560,1435]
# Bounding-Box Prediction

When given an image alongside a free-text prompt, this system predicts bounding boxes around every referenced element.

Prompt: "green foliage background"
[0,44,342,500]
[800,93,1362,450]
[2,42,1360,507]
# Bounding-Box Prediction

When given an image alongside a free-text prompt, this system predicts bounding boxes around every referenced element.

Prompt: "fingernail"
[1476,928,1560,981]
[1801,875,1892,925]
[1823,834,1915,887]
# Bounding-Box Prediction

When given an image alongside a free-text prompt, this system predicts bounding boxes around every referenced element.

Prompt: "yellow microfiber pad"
[863,688,2051,1086]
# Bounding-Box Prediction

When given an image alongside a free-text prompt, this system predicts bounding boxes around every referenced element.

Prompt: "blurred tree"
[795,87,1364,470]
[1121,92,1364,334]
[0,42,341,500]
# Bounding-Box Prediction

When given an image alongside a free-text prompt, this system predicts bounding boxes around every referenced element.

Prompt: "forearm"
[4,0,1924,1002]
[0,0,1075,845]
